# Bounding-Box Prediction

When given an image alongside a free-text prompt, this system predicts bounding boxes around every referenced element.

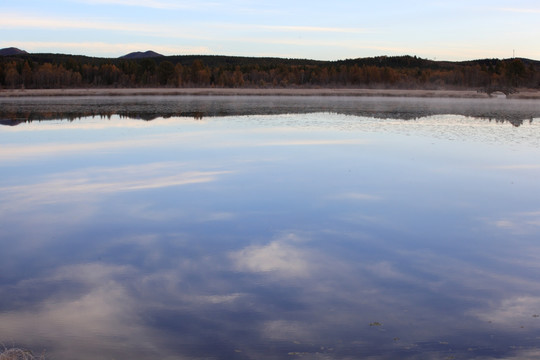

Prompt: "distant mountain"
[119,50,164,59]
[0,47,28,56]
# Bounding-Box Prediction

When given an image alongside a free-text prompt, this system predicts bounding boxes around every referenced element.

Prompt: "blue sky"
[1,0,539,60]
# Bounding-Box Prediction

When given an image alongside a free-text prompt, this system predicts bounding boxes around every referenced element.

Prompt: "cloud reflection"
[2,108,540,359]
[486,210,540,234]
[230,236,313,278]
[0,118,368,163]
[2,226,540,359]
[489,164,540,170]
[0,263,166,360]
[471,296,540,327]
[329,192,382,201]
[0,134,189,161]
[0,162,231,213]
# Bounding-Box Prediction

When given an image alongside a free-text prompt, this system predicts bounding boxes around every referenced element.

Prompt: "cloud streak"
[74,0,228,10]
[1,13,144,32]
[241,24,369,34]
[2,13,368,36]
[0,13,215,41]
[498,7,540,14]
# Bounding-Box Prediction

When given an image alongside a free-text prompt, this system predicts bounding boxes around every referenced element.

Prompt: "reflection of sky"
[1,108,540,359]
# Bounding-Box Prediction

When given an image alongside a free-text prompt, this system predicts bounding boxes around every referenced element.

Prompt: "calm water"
[1,96,540,360]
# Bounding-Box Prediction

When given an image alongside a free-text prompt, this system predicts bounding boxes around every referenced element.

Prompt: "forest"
[1,51,539,90]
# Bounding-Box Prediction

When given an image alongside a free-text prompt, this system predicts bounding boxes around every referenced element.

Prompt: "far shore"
[1,87,540,99]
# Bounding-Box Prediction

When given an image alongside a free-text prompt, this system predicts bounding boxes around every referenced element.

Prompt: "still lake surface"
[1,95,540,359]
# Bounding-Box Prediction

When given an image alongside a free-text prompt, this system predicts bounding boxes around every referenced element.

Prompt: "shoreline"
[1,87,540,99]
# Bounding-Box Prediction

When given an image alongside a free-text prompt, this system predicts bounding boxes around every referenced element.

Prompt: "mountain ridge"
[2,47,539,65]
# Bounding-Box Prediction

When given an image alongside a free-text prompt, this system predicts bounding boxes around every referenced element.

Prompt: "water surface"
[1,96,540,359]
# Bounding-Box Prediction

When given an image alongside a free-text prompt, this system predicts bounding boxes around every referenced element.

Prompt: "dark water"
[1,96,540,359]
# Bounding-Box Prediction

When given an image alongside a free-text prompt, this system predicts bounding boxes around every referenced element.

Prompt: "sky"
[1,0,539,61]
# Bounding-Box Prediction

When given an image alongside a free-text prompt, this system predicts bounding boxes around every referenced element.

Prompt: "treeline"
[1,53,539,90]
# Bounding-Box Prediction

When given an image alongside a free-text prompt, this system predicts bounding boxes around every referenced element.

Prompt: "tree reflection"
[1,97,539,126]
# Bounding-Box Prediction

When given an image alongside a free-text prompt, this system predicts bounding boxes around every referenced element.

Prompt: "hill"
[0,47,28,56]
[120,50,164,59]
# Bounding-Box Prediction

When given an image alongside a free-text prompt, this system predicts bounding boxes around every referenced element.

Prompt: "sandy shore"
[1,87,540,99]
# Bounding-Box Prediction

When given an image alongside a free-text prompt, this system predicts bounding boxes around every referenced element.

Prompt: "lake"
[1,95,540,360]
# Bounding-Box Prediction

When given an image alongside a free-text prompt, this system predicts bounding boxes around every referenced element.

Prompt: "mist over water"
[1,96,540,360]
[1,95,539,125]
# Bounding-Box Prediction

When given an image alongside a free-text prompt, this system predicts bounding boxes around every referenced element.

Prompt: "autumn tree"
[138,58,157,85]
[21,61,33,87]
[505,59,526,87]
[157,61,175,86]
[4,62,20,88]
[99,64,122,85]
